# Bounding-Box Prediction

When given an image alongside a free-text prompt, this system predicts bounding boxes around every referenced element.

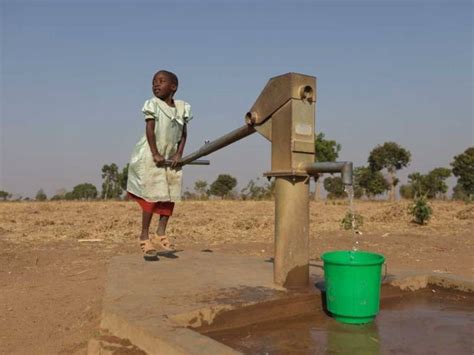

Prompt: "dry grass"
[0,200,472,245]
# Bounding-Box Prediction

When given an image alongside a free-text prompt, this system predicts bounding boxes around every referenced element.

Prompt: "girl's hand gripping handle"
[169,152,183,168]
[153,154,166,167]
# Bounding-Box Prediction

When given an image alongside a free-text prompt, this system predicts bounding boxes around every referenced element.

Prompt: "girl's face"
[152,72,177,99]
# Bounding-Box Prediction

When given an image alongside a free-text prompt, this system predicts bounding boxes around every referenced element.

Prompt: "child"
[127,70,192,259]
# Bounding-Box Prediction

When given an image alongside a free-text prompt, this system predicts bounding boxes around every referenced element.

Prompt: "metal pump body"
[181,73,353,289]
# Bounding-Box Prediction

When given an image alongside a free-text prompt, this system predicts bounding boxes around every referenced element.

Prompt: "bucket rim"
[321,250,385,266]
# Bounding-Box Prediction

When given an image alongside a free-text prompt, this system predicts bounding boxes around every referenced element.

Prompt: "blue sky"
[1,0,472,198]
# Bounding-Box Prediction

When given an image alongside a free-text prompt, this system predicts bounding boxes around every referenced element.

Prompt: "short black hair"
[154,70,179,88]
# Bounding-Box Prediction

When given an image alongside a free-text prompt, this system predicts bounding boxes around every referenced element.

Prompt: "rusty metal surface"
[263,171,309,177]
[270,101,293,171]
[254,118,272,142]
[305,161,353,185]
[289,99,315,169]
[160,159,210,167]
[274,176,310,288]
[268,99,316,173]
[180,124,256,165]
[246,73,316,126]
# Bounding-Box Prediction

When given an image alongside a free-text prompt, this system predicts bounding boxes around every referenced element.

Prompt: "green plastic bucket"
[321,250,385,324]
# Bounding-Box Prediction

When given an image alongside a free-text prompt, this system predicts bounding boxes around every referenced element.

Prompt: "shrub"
[324,176,347,199]
[409,196,432,225]
[340,211,364,231]
[35,189,47,201]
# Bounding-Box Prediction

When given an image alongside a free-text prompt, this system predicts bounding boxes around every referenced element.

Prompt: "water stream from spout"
[344,185,359,260]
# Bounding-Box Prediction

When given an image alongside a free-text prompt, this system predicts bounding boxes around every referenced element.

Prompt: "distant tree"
[264,179,276,199]
[354,166,389,199]
[0,190,11,201]
[451,147,474,199]
[350,168,365,199]
[368,142,411,201]
[118,164,129,191]
[101,163,122,199]
[194,180,208,199]
[241,179,267,200]
[50,188,67,201]
[405,176,418,199]
[71,183,98,200]
[352,185,364,199]
[406,168,451,199]
[425,168,451,198]
[399,184,414,199]
[323,176,347,199]
[314,133,341,200]
[35,189,47,201]
[209,174,237,199]
[452,183,469,201]
[182,189,196,200]
[315,133,341,162]
[64,192,75,200]
[56,188,67,198]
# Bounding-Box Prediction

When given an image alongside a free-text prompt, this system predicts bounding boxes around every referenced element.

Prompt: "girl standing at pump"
[127,70,193,260]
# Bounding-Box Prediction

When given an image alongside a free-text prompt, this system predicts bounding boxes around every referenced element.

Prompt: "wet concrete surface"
[203,286,474,354]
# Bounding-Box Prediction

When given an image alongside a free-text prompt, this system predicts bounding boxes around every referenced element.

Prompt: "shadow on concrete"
[143,255,159,262]
[157,250,180,259]
[314,280,331,316]
[264,257,323,270]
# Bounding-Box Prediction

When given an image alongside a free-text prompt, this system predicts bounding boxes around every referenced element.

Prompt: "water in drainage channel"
[203,286,473,355]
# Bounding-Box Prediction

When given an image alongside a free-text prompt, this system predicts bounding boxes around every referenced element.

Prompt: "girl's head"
[152,70,179,100]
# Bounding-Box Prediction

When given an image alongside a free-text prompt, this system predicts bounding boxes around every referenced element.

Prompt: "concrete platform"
[97,250,474,355]
[99,251,325,355]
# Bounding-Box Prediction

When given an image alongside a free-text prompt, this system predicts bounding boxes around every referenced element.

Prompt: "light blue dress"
[126,97,192,202]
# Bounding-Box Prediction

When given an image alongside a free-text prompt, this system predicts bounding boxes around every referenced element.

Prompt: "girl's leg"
[155,202,174,236]
[153,202,175,250]
[140,211,153,240]
[156,215,169,236]
[155,215,175,250]
[139,210,158,259]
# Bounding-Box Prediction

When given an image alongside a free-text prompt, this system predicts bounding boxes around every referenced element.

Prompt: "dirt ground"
[0,200,473,354]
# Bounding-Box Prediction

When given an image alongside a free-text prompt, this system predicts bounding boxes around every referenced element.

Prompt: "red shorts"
[127,192,175,216]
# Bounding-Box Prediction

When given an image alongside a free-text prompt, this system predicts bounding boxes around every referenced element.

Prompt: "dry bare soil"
[1,200,473,354]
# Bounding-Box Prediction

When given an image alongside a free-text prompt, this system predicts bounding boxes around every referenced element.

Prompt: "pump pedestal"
[274,176,310,288]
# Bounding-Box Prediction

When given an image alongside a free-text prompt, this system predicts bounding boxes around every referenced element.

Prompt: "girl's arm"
[145,119,165,165]
[170,124,187,168]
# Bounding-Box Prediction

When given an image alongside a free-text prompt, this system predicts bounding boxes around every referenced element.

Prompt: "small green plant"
[409,195,432,225]
[341,211,364,231]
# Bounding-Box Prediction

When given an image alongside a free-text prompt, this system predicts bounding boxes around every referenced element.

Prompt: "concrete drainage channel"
[87,251,474,355]
[198,284,473,354]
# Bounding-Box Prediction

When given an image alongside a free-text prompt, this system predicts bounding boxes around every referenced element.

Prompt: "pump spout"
[304,161,353,185]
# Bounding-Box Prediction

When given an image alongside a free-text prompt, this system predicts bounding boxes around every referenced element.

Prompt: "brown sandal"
[139,239,158,259]
[152,233,176,251]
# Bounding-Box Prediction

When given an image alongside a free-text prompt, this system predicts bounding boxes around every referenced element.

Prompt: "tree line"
[182,175,275,200]
[0,138,472,202]
[0,163,129,201]
[319,138,472,201]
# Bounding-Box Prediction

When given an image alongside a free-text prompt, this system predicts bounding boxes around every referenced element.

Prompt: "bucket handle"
[382,263,388,282]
